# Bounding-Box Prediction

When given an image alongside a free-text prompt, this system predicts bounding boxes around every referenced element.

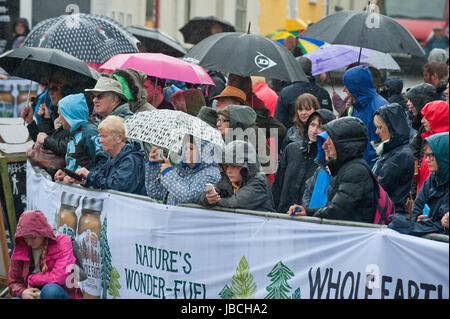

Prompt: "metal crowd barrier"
[33,166,449,243]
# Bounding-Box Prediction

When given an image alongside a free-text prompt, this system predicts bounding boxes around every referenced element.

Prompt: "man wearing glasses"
[85,77,133,123]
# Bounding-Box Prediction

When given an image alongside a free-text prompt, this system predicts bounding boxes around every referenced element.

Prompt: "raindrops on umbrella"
[124,109,224,154]
[23,13,139,63]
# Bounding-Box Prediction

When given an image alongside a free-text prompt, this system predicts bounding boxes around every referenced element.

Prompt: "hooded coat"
[145,136,221,206]
[112,68,156,113]
[219,104,275,176]
[406,83,438,160]
[8,210,82,299]
[389,132,449,236]
[272,109,335,214]
[342,65,389,168]
[274,75,332,130]
[306,117,377,223]
[196,140,275,212]
[372,103,415,215]
[383,77,406,110]
[85,141,147,195]
[415,100,449,194]
[59,94,108,171]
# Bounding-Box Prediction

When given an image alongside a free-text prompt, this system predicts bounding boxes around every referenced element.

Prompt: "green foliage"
[108,267,121,299]
[100,217,112,299]
[290,287,302,299]
[219,284,235,299]
[230,256,257,299]
[265,261,295,299]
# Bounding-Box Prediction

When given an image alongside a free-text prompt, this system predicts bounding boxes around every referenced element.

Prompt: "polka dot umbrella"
[23,13,139,64]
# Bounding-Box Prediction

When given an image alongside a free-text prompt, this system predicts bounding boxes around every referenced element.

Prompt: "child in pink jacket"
[8,210,82,299]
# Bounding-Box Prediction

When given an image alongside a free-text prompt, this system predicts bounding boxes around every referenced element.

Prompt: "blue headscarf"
[58,93,89,132]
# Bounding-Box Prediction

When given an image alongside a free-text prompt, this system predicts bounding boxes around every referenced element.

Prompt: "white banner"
[27,163,449,299]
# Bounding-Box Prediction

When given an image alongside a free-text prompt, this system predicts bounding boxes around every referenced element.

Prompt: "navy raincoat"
[85,141,147,195]
[372,103,415,215]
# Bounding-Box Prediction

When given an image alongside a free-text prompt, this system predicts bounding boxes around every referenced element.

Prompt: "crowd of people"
[19,53,449,238]
[5,21,448,299]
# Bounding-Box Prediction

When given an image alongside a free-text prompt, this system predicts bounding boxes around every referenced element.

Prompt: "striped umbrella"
[268,30,324,54]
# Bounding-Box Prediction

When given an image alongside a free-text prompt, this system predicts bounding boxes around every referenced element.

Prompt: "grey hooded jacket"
[113,68,156,113]
[196,140,275,212]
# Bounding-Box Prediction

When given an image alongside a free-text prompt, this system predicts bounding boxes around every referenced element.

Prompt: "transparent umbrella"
[123,109,224,154]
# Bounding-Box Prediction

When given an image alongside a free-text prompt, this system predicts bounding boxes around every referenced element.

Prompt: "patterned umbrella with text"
[23,13,139,63]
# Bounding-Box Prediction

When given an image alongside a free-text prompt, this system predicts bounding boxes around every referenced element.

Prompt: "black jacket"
[272,139,318,213]
[274,75,332,129]
[272,109,335,214]
[307,117,377,223]
[199,70,227,107]
[372,104,415,215]
[383,77,407,111]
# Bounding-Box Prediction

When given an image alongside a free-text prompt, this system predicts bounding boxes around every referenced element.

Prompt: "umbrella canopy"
[124,109,224,154]
[0,46,100,88]
[304,44,400,75]
[127,25,187,57]
[271,31,325,54]
[300,10,425,57]
[23,13,139,63]
[100,53,214,85]
[180,16,236,45]
[183,32,308,83]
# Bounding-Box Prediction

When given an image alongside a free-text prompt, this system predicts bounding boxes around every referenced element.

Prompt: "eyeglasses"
[48,86,62,91]
[217,118,230,124]
[424,152,435,160]
[92,93,106,100]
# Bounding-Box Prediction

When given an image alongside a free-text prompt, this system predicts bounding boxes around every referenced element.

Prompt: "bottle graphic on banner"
[0,84,15,117]
[78,197,103,299]
[56,192,80,239]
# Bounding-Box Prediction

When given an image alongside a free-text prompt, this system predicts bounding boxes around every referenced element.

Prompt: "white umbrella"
[123,109,224,154]
[304,44,401,76]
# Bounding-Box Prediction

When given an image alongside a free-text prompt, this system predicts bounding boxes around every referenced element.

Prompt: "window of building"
[146,0,155,27]
[127,13,132,26]
[235,0,247,32]
[288,0,298,19]
[185,0,191,24]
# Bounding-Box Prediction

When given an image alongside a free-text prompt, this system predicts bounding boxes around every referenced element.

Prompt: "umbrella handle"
[26,79,32,109]
[327,72,335,92]
[153,77,158,106]
[357,46,363,65]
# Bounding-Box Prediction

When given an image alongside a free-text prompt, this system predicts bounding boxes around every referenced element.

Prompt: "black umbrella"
[179,16,236,45]
[0,47,100,88]
[23,13,139,63]
[127,25,186,57]
[183,32,308,83]
[301,10,425,57]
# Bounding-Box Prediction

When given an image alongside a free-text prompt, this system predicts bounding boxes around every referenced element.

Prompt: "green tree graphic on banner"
[109,267,121,299]
[230,256,257,299]
[291,287,302,299]
[100,217,114,299]
[219,284,235,299]
[265,261,294,299]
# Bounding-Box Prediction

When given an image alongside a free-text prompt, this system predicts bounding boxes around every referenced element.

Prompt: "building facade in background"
[15,0,373,48]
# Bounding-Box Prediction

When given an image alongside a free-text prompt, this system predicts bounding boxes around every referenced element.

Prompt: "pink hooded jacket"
[8,210,83,299]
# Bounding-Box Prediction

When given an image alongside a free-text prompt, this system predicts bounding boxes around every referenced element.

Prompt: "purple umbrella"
[304,44,400,75]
